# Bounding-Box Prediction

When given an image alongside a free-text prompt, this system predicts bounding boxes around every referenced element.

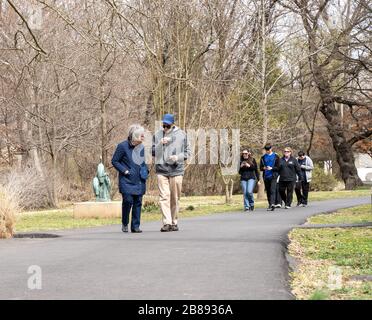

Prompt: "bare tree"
[282,0,371,189]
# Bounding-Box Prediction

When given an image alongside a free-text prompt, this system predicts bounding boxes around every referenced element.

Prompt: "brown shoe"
[160,224,172,232]
[171,225,179,231]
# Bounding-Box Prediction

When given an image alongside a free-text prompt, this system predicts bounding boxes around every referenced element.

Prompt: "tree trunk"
[300,13,363,190]
[225,178,233,204]
[257,172,266,200]
[257,0,267,201]
[320,104,363,190]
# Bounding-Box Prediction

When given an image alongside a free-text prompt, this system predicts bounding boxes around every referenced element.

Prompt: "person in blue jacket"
[111,124,149,233]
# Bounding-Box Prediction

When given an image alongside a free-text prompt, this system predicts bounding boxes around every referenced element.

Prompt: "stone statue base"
[73,201,121,219]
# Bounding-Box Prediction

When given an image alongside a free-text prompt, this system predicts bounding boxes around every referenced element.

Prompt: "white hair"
[128,124,145,142]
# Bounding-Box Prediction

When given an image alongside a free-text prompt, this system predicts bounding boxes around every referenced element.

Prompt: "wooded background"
[0,0,370,208]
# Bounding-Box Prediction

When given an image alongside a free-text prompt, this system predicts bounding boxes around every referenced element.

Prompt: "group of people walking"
[111,113,314,234]
[239,143,314,212]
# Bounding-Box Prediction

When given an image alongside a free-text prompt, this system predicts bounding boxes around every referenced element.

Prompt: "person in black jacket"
[277,147,302,209]
[259,143,280,211]
[239,148,259,211]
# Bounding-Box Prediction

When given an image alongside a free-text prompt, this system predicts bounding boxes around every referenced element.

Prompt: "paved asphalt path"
[0,197,369,300]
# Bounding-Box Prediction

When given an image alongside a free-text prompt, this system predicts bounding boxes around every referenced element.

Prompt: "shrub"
[0,185,19,239]
[142,197,159,212]
[4,167,53,210]
[310,165,339,191]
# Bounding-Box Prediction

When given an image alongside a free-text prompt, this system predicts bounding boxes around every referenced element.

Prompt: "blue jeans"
[122,193,143,230]
[241,179,256,209]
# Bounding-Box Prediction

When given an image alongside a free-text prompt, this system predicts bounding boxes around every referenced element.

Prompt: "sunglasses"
[284,150,291,153]
[163,124,171,129]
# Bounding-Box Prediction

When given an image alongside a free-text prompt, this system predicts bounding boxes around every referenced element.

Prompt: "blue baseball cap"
[162,114,175,125]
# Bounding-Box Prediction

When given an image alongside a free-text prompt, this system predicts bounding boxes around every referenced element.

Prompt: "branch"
[348,129,372,145]
[6,0,47,54]
[334,96,369,107]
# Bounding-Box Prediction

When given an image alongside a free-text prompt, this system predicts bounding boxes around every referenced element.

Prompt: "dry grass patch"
[0,186,19,239]
[288,227,372,300]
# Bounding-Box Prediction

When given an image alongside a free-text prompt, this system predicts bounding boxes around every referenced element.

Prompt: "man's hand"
[161,137,170,145]
[266,166,272,170]
[169,155,178,162]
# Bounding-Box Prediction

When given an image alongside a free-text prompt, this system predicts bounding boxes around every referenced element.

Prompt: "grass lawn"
[308,204,372,225]
[289,204,372,300]
[15,188,371,233]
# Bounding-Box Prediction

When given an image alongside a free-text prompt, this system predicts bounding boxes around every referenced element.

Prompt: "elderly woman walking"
[111,124,149,233]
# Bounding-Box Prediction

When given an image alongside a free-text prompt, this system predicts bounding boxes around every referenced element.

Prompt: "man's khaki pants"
[157,175,183,226]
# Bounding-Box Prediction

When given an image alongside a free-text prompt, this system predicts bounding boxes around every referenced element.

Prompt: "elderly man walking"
[152,114,190,232]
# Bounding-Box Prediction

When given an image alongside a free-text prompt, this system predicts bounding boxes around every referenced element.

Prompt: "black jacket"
[239,158,259,181]
[277,156,302,182]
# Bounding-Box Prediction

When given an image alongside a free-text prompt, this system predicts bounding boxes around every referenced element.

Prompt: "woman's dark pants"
[279,181,295,207]
[121,193,143,231]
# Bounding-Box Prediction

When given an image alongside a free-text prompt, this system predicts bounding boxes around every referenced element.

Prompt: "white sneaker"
[275,204,282,208]
[285,206,291,209]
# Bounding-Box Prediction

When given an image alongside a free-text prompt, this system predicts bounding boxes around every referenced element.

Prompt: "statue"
[93,162,111,202]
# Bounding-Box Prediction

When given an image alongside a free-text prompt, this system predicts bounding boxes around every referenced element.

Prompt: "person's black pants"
[121,193,143,231]
[295,181,310,205]
[275,183,282,205]
[264,178,277,207]
[279,181,295,207]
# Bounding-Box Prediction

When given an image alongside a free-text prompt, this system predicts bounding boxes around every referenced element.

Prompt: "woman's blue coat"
[111,140,148,195]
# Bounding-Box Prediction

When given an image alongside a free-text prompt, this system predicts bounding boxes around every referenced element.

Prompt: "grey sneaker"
[171,225,179,231]
[122,225,128,233]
